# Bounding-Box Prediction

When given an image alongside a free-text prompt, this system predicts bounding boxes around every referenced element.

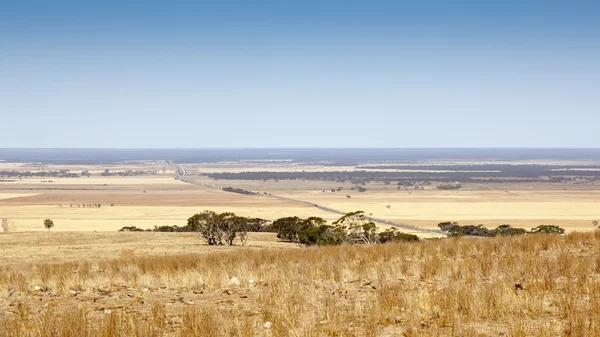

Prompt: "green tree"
[529,225,565,235]
[44,219,54,231]
[333,211,378,244]
[378,228,419,243]
[492,224,527,236]
[187,211,224,245]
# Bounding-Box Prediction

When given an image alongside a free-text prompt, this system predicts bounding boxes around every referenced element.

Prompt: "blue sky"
[1,0,599,148]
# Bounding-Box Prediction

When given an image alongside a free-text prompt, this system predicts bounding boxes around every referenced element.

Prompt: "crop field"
[267,189,600,233]
[2,161,600,235]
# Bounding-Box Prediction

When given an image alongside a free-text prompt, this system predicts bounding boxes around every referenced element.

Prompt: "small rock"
[141,288,149,292]
[104,309,112,315]
[248,280,255,285]
[180,297,194,305]
[192,289,204,295]
[264,321,272,329]
[228,276,241,287]
[34,286,42,291]
[8,290,20,298]
[68,289,79,296]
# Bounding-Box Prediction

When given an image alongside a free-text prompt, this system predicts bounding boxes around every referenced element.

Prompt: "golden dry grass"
[2,232,600,336]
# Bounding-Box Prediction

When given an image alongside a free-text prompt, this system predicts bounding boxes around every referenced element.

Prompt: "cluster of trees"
[186,211,267,246]
[100,169,155,177]
[436,183,462,190]
[119,213,267,246]
[270,211,418,246]
[350,186,368,192]
[222,187,256,195]
[438,222,565,237]
[66,204,102,208]
[204,164,600,185]
[0,170,79,178]
[118,210,418,247]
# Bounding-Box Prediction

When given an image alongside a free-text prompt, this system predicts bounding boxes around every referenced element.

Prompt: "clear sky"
[1,0,599,148]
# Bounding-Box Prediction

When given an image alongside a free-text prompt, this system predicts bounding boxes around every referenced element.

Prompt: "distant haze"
[1,1,599,148]
[2,148,600,165]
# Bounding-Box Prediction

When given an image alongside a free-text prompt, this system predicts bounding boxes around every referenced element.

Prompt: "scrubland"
[2,231,600,336]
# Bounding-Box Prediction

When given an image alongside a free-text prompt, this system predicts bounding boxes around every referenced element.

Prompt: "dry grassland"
[2,231,600,336]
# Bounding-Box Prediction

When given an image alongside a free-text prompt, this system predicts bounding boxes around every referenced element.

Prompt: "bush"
[437,183,462,190]
[438,222,528,238]
[274,211,418,246]
[529,225,565,234]
[118,226,146,232]
[492,224,528,236]
[378,228,419,243]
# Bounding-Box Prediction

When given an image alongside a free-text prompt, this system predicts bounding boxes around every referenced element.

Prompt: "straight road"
[175,165,445,236]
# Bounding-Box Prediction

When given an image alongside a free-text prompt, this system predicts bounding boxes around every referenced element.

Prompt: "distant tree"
[235,217,266,246]
[334,211,378,244]
[529,225,565,235]
[44,219,54,231]
[273,216,325,243]
[119,226,145,232]
[187,211,223,245]
[492,224,527,236]
[378,228,419,243]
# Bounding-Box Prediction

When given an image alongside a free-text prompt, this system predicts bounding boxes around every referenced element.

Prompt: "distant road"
[175,165,444,236]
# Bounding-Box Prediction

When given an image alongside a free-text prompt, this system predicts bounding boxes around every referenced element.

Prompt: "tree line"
[119,210,419,246]
[222,187,256,195]
[203,165,600,185]
[438,222,565,237]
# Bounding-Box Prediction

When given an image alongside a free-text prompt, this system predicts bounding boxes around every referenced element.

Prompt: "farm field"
[267,189,600,233]
[2,153,600,336]
[2,161,600,235]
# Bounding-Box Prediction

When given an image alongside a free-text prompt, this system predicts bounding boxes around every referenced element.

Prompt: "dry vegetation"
[2,231,600,336]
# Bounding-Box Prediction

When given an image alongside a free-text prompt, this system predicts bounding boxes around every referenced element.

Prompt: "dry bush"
[1,232,600,336]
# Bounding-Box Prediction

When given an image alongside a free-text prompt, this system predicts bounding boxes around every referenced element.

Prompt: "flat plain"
[2,161,600,234]
[3,157,600,336]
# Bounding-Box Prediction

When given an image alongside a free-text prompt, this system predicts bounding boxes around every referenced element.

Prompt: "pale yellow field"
[0,193,40,200]
[269,189,600,232]
[0,205,338,232]
[3,162,600,236]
